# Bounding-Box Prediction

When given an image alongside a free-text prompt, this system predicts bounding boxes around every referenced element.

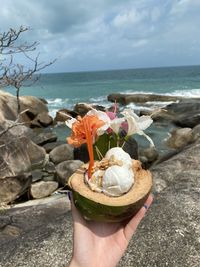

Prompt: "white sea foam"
[90,96,107,102]
[47,98,73,118]
[89,95,111,109]
[49,108,59,118]
[47,89,200,118]
[122,89,200,98]
[47,98,65,105]
[145,101,177,107]
[123,90,154,95]
[169,89,200,98]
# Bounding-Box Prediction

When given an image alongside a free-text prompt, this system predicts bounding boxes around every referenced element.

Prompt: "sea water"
[4,65,200,153]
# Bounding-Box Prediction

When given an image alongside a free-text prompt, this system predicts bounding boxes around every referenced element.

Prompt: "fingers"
[124,194,153,242]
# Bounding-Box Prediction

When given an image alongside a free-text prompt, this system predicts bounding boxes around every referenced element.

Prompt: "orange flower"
[67,115,105,147]
[67,115,105,178]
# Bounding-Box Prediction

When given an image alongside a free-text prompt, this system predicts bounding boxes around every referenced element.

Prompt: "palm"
[70,194,153,267]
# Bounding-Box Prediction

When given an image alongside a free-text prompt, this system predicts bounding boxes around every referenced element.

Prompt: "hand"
[69,194,153,267]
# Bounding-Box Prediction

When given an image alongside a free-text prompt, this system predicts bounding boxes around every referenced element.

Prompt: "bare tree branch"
[0,26,56,114]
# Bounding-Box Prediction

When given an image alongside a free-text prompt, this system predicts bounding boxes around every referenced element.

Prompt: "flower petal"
[110,118,125,134]
[137,116,153,130]
[65,117,77,128]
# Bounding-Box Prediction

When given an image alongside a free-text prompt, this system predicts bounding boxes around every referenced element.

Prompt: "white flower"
[87,109,125,135]
[87,109,111,135]
[65,117,77,128]
[122,109,154,146]
[109,118,125,134]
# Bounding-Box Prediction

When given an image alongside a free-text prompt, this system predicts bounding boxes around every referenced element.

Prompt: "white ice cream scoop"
[105,147,132,169]
[102,165,134,196]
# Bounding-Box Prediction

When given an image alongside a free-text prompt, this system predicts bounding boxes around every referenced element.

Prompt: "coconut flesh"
[85,147,135,197]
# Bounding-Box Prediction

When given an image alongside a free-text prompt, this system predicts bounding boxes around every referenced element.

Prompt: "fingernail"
[67,191,72,201]
[143,204,148,210]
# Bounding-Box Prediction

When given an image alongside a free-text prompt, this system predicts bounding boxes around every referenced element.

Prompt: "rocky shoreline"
[0,90,200,266]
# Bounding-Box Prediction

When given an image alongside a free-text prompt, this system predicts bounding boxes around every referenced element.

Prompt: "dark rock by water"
[107,93,185,105]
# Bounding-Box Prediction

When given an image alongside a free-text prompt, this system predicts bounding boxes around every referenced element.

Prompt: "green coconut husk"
[68,160,152,223]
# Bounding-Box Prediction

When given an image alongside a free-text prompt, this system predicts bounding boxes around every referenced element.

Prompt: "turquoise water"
[4,65,200,154]
[5,65,200,117]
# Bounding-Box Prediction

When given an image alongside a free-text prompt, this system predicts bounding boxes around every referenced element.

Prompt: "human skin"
[69,194,153,267]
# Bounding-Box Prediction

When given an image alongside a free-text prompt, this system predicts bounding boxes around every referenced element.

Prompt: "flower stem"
[95,145,104,160]
[83,120,94,178]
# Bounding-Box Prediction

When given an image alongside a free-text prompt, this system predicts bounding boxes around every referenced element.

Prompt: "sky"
[1,0,200,73]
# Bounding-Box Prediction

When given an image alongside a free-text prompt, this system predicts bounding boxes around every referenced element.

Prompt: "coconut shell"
[68,160,152,222]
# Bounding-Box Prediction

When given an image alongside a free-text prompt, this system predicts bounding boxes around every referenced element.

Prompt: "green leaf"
[93,133,122,160]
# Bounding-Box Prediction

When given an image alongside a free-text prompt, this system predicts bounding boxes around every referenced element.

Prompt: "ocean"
[4,65,200,154]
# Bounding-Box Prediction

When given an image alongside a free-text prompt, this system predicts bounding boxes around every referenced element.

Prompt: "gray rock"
[191,124,200,141]
[0,136,31,178]
[167,99,200,114]
[32,132,57,146]
[30,181,58,199]
[107,93,186,105]
[0,91,49,122]
[49,144,74,164]
[56,160,83,186]
[42,141,65,153]
[166,127,193,149]
[31,112,53,127]
[54,108,78,123]
[151,138,200,193]
[26,140,46,168]
[0,136,32,204]
[42,175,56,182]
[31,170,43,182]
[174,112,200,128]
[43,161,56,174]
[122,135,138,159]
[0,173,31,204]
[139,146,159,164]
[0,195,71,267]
[73,102,92,116]
[20,95,48,116]
[0,90,18,120]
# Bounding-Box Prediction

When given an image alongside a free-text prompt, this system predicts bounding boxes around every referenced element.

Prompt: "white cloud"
[112,7,147,27]
[0,0,200,72]
[151,6,161,22]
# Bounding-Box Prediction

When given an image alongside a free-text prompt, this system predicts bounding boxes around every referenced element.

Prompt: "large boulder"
[166,127,193,149]
[26,140,46,169]
[20,95,48,117]
[0,90,18,120]
[54,109,78,123]
[31,112,53,127]
[0,90,49,122]
[0,122,48,204]
[107,93,184,105]
[0,136,32,204]
[32,132,57,146]
[152,137,200,193]
[174,112,200,128]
